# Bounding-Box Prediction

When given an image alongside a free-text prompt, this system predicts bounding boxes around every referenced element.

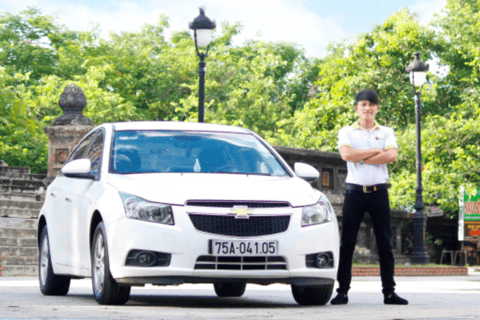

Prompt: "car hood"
[106,173,321,207]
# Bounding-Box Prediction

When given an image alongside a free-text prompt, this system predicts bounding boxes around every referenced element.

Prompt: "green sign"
[459,187,480,241]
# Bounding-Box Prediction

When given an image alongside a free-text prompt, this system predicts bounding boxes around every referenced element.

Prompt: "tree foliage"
[271,9,439,151]
[0,7,63,80]
[0,8,309,173]
[0,68,48,172]
[0,2,479,218]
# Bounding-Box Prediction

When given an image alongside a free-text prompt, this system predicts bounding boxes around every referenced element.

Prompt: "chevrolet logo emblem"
[230,206,254,219]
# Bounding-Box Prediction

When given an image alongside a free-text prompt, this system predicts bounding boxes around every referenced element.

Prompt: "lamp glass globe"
[196,29,212,47]
[410,71,427,87]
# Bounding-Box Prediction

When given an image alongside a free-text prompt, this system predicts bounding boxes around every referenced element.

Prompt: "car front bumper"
[106,207,339,286]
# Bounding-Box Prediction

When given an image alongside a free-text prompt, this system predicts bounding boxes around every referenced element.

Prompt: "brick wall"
[352,266,468,276]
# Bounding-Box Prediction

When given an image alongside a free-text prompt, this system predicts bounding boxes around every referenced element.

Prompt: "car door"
[49,131,97,267]
[67,129,105,269]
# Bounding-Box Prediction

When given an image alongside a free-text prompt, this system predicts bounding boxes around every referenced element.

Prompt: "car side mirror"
[294,162,319,183]
[61,159,95,179]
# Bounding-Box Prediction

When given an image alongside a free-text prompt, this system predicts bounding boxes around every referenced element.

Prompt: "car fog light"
[137,251,157,266]
[126,249,171,267]
[306,251,334,269]
[316,254,329,268]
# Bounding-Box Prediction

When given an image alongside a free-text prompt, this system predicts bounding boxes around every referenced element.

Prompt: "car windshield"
[109,130,289,176]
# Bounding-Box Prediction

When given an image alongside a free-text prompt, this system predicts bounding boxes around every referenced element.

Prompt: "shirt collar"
[352,120,380,130]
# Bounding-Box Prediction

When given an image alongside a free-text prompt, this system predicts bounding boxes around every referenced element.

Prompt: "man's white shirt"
[338,121,398,186]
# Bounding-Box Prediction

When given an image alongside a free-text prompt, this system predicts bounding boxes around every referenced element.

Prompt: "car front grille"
[186,201,290,208]
[188,214,291,237]
[194,255,287,270]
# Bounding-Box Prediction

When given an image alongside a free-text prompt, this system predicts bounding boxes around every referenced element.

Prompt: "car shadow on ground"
[127,295,298,308]
[63,293,300,308]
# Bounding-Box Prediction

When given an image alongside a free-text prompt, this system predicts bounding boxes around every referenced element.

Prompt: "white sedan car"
[38,121,339,305]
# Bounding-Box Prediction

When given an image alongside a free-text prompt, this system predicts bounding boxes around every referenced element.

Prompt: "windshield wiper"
[213,171,272,176]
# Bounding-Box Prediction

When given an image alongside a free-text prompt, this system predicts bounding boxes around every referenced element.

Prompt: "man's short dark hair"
[355,89,378,105]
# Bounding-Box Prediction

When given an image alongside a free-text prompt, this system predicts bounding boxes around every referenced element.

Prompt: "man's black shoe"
[384,292,408,305]
[330,293,348,305]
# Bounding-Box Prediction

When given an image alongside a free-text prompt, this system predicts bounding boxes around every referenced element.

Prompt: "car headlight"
[119,192,174,225]
[301,196,334,227]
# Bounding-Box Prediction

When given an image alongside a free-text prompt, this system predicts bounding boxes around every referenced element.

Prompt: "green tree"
[0,7,60,80]
[169,22,308,140]
[433,0,480,97]
[0,68,48,172]
[391,102,480,215]
[389,0,480,215]
[272,9,439,151]
[3,2,478,212]
[26,65,141,125]
[91,18,307,138]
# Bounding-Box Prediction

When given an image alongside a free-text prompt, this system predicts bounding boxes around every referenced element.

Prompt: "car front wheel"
[214,283,246,297]
[38,227,71,295]
[291,284,333,305]
[91,222,131,305]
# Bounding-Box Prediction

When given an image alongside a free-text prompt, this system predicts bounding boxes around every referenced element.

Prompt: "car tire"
[91,222,131,305]
[213,283,247,297]
[291,284,333,306]
[38,227,71,296]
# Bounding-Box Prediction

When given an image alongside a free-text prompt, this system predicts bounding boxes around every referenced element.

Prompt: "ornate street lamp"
[189,7,216,123]
[406,52,430,264]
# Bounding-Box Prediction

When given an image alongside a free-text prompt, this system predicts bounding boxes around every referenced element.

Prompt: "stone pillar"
[43,83,94,185]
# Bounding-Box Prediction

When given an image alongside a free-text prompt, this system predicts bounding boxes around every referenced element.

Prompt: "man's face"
[354,100,379,121]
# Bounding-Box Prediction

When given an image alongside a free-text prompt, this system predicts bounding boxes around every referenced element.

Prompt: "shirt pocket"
[372,134,386,149]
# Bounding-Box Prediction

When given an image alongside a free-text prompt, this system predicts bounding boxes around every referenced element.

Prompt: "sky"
[0,0,447,58]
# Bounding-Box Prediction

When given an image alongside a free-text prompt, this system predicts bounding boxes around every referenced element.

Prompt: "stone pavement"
[0,274,479,319]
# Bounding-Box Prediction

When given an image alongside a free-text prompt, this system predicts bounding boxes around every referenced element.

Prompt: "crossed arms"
[339,146,397,165]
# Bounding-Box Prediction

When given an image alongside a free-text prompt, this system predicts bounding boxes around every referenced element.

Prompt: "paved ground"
[0,274,480,320]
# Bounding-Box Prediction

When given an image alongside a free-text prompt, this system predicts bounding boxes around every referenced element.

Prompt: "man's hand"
[363,148,398,164]
[339,146,384,163]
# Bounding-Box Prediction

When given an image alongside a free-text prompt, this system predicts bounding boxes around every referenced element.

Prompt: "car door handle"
[50,192,56,197]
[65,197,73,202]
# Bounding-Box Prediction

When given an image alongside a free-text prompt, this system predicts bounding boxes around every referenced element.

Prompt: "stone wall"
[0,162,45,276]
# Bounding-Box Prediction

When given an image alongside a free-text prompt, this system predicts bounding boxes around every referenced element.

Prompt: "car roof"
[106,121,251,134]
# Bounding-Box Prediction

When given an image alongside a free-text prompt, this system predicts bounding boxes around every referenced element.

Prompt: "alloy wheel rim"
[93,234,105,294]
[40,235,49,285]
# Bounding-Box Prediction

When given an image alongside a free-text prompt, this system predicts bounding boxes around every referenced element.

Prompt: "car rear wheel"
[91,222,131,305]
[38,227,71,295]
[214,283,247,297]
[291,284,333,305]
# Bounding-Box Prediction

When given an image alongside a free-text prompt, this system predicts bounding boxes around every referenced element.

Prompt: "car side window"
[86,130,104,174]
[68,132,97,163]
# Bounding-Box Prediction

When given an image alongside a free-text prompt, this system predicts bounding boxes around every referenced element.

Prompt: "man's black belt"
[346,183,391,193]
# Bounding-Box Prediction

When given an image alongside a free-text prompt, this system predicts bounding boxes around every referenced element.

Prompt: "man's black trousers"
[337,188,396,295]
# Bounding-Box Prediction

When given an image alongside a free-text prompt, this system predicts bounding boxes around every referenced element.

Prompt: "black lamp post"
[189,7,216,123]
[406,52,430,264]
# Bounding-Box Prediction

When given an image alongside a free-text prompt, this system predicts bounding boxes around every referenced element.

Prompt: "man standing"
[331,89,408,305]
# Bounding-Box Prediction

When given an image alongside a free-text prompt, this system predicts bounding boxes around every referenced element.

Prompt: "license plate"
[209,240,278,256]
